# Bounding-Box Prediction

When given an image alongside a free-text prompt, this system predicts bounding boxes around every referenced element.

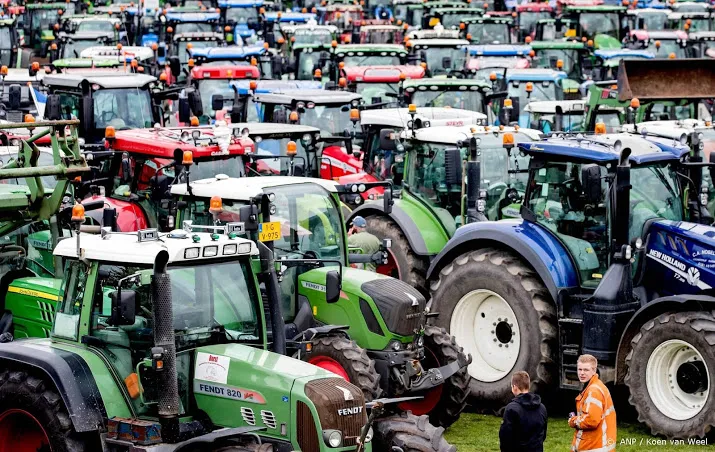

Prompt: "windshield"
[297,51,330,80]
[441,13,467,29]
[356,82,399,104]
[466,22,511,44]
[579,12,619,39]
[410,89,485,112]
[31,9,60,29]
[529,111,585,133]
[77,21,115,33]
[251,137,310,175]
[61,39,103,59]
[629,164,682,238]
[342,53,401,67]
[637,13,668,30]
[644,40,687,58]
[175,22,213,34]
[293,29,334,45]
[533,49,579,77]
[191,157,247,179]
[93,88,153,130]
[507,80,559,107]
[178,40,214,63]
[0,151,57,189]
[519,11,551,35]
[676,17,711,32]
[197,78,235,118]
[362,29,399,44]
[298,104,354,135]
[423,47,466,74]
[226,7,258,23]
[0,27,12,52]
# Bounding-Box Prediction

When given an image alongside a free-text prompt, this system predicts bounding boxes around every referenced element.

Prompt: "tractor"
[171,176,472,429]
[426,130,715,439]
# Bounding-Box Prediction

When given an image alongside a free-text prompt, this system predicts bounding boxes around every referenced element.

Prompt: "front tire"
[373,412,456,452]
[625,312,715,439]
[429,248,557,406]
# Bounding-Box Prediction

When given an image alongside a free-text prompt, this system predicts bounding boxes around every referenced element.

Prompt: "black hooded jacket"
[499,392,548,452]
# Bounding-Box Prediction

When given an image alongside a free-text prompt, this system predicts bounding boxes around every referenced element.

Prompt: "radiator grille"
[304,378,366,447]
[297,401,320,452]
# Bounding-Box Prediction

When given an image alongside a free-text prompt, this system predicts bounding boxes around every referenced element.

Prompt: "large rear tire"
[373,412,456,452]
[625,311,715,439]
[305,335,382,401]
[0,368,95,452]
[364,216,429,295]
[429,248,557,406]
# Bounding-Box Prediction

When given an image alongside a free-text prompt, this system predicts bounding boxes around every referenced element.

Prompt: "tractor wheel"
[364,216,429,295]
[305,335,382,401]
[429,248,557,406]
[216,443,273,452]
[625,311,715,439]
[0,368,96,452]
[398,326,470,428]
[373,412,456,452]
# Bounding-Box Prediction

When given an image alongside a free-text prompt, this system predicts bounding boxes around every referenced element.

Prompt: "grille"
[261,410,277,429]
[304,378,366,447]
[6,111,21,123]
[297,401,320,452]
[241,407,256,425]
[360,278,425,336]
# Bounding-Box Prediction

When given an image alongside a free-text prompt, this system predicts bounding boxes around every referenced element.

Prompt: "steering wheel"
[488,181,508,199]
[630,186,661,213]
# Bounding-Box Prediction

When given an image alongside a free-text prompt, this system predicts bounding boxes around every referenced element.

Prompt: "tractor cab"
[163,8,221,37]
[625,8,671,32]
[402,78,492,116]
[333,43,408,71]
[426,7,483,31]
[219,0,264,44]
[281,22,337,79]
[60,15,124,41]
[586,48,654,81]
[393,0,424,27]
[523,99,614,133]
[670,1,711,13]
[22,3,77,57]
[688,31,715,57]
[0,68,44,122]
[515,3,554,41]
[322,4,364,40]
[462,15,515,44]
[0,18,19,68]
[55,31,119,61]
[532,18,576,41]
[171,31,223,66]
[505,68,567,126]
[189,64,260,122]
[225,79,322,122]
[190,44,281,79]
[563,5,627,48]
[352,23,405,44]
[261,12,317,48]
[466,44,531,83]
[342,65,424,106]
[407,34,469,76]
[625,29,689,58]
[530,40,588,83]
[667,11,713,32]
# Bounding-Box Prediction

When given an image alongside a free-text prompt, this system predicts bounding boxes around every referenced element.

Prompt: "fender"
[348,202,431,256]
[0,342,107,432]
[614,294,715,384]
[82,195,151,232]
[426,220,580,302]
[297,325,351,341]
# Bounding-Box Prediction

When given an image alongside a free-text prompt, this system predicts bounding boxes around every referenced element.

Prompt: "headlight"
[365,426,374,443]
[323,430,343,447]
[184,247,200,259]
[223,244,237,255]
[391,340,402,351]
[416,335,424,348]
[302,133,312,143]
[203,245,219,257]
[697,132,704,141]
[680,133,688,145]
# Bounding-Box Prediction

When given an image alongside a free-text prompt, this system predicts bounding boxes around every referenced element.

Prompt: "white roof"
[621,119,711,140]
[54,230,258,264]
[3,68,45,83]
[361,107,486,128]
[524,100,587,114]
[409,38,469,47]
[80,46,155,60]
[407,125,542,144]
[171,175,339,200]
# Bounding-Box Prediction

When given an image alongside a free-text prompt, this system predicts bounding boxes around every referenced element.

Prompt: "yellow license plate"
[258,221,281,242]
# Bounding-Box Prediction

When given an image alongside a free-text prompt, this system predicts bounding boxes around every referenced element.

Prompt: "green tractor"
[21,3,77,61]
[171,176,472,429]
[348,121,541,294]
[529,39,589,85]
[562,5,626,49]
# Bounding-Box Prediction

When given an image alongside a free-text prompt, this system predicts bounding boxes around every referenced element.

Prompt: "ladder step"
[559,318,583,324]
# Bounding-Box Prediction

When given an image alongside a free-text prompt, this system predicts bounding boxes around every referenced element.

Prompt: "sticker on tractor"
[301,281,326,292]
[195,352,230,384]
[194,381,266,404]
[258,221,281,242]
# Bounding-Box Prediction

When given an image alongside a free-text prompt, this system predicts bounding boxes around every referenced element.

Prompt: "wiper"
[422,90,446,107]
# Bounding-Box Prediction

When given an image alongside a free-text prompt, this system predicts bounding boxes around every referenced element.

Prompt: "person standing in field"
[569,354,617,452]
[499,371,548,452]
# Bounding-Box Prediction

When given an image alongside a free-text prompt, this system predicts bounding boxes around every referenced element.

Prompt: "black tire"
[625,311,715,439]
[305,335,382,400]
[428,248,557,406]
[365,216,429,295]
[373,412,456,452]
[0,368,96,452]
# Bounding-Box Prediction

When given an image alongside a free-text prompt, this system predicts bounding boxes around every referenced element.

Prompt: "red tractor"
[341,64,424,106]
[187,64,261,123]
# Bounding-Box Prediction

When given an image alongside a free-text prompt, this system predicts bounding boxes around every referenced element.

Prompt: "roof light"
[556,59,563,69]
[289,111,299,122]
[332,40,338,48]
[314,68,322,78]
[595,122,606,134]
[459,22,465,30]
[277,37,285,44]
[339,62,345,69]
[399,72,407,81]
[209,196,223,215]
[350,108,360,122]
[105,126,116,139]
[188,58,195,68]
[408,104,417,113]
[502,133,514,146]
[24,114,34,123]
[182,150,194,166]
[525,36,532,44]
[264,42,269,50]
[655,40,661,49]
[630,98,640,109]
[167,26,174,33]
[50,43,57,51]
[249,80,257,90]
[286,140,298,155]
[31,62,40,71]
[587,39,593,47]
[525,82,533,93]
[259,7,265,13]
[71,204,85,223]
[668,52,676,59]
[0,66,7,76]
[504,98,513,109]
[420,62,426,69]
[466,33,472,41]
[160,72,168,81]
[250,57,257,66]
[131,59,138,68]
[151,43,158,51]
[339,77,347,87]
[190,116,199,126]
[117,43,123,51]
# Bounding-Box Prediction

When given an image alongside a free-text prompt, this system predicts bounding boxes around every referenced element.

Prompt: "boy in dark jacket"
[499,371,548,452]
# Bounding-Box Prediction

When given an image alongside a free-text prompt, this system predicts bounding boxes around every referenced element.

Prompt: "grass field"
[444,413,712,451]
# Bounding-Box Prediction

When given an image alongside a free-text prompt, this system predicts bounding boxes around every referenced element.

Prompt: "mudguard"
[614,294,715,383]
[296,325,351,341]
[0,342,107,432]
[426,220,580,302]
[348,202,433,257]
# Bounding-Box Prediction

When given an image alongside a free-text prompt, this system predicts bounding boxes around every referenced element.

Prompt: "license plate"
[258,221,281,242]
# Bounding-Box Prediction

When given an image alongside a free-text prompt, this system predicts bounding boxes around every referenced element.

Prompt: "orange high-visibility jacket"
[568,374,617,452]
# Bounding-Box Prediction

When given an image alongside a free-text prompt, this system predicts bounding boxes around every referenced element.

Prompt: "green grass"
[444,413,710,451]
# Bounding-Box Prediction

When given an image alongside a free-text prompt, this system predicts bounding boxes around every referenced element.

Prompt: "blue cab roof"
[229,80,322,94]
[594,49,655,60]
[190,45,266,59]
[506,69,567,82]
[218,0,263,7]
[518,134,688,165]
[468,45,531,56]
[165,11,221,22]
[263,12,316,22]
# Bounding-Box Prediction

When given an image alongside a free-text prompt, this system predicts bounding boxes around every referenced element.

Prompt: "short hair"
[577,354,598,369]
[511,371,530,391]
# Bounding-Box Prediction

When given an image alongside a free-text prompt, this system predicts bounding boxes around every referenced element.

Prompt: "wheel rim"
[0,409,51,452]
[308,356,351,381]
[646,339,710,421]
[376,248,401,280]
[396,347,444,415]
[451,289,519,382]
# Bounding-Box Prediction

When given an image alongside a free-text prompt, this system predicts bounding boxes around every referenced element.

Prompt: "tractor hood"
[642,220,715,295]
[192,343,336,429]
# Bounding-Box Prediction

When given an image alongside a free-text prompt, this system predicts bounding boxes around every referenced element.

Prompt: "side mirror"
[8,84,21,110]
[108,289,136,326]
[188,89,203,117]
[45,94,62,120]
[178,96,190,123]
[272,55,283,78]
[82,96,93,132]
[581,164,602,204]
[554,105,564,132]
[169,55,180,77]
[444,147,462,185]
[211,94,223,113]
[442,56,452,70]
[325,270,341,303]
[383,186,393,214]
[239,204,259,231]
[379,128,397,151]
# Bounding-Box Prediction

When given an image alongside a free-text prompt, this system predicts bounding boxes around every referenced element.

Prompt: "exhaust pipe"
[152,250,180,443]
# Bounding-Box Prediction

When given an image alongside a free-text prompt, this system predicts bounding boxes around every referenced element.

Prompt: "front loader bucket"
[617,58,715,101]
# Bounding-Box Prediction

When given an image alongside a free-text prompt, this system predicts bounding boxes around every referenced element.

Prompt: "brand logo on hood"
[336,385,354,401]
[687,267,701,286]
[338,406,363,416]
[406,292,419,307]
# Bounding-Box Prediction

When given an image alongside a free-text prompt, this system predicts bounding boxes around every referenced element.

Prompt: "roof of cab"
[342,65,425,82]
[252,89,361,104]
[468,44,532,56]
[361,107,486,128]
[506,68,567,81]
[409,125,541,144]
[42,72,156,88]
[171,176,339,199]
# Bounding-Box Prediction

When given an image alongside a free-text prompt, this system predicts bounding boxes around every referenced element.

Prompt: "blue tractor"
[219,0,264,44]
[189,45,283,79]
[426,132,715,439]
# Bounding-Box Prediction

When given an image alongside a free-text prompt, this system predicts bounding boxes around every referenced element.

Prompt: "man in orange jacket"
[568,354,617,451]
